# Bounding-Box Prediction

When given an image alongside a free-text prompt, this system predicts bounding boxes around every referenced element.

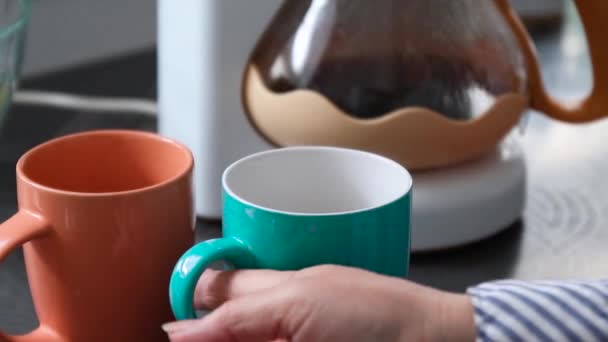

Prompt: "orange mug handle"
[498,0,608,123]
[0,211,62,342]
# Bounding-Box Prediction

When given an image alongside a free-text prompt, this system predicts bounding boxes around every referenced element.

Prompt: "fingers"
[168,289,305,342]
[162,320,200,334]
[194,268,295,309]
[163,319,231,342]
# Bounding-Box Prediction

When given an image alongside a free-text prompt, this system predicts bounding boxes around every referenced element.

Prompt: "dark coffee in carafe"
[249,0,526,120]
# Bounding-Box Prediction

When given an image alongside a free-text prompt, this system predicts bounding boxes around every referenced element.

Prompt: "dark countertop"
[2,8,608,336]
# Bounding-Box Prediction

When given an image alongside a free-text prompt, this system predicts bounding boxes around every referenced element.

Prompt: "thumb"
[165,289,308,342]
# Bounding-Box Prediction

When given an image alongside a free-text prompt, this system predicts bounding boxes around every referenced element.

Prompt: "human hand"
[163,265,475,342]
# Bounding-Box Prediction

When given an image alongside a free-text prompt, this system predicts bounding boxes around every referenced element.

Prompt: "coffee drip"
[250,0,526,120]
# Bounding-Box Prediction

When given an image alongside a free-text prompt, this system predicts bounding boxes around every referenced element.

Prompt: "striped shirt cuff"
[467,279,608,342]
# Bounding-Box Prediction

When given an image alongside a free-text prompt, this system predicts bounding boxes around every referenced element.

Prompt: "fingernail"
[161,322,179,333]
[162,320,197,334]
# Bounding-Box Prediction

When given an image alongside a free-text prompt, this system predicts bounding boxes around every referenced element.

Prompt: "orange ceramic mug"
[0,130,195,342]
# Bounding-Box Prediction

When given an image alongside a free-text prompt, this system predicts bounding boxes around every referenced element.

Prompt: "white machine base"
[411,142,526,252]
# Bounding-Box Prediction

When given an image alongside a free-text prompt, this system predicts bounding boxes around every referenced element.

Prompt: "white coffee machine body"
[158,0,283,218]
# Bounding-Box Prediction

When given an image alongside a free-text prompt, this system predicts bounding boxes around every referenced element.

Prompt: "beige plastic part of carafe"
[242,65,528,170]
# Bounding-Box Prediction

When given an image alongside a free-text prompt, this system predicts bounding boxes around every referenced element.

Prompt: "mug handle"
[169,237,257,320]
[497,0,608,123]
[0,211,64,342]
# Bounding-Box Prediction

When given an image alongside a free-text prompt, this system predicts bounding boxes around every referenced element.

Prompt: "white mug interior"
[222,147,412,215]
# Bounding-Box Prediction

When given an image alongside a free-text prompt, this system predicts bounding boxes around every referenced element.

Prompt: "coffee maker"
[157,0,527,252]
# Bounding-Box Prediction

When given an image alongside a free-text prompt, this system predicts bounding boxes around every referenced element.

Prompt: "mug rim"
[16,129,194,198]
[222,146,413,217]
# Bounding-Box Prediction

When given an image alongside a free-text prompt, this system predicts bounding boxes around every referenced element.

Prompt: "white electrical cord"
[13,90,158,116]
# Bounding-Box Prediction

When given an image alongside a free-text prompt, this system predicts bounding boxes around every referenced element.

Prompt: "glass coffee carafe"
[249,0,526,120]
[242,0,608,170]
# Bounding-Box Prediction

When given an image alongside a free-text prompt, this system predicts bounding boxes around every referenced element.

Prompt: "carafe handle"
[498,0,608,123]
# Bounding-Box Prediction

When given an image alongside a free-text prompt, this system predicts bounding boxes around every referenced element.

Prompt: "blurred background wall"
[22,0,155,77]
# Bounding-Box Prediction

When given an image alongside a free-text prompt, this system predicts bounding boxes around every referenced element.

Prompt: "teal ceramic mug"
[169,146,413,320]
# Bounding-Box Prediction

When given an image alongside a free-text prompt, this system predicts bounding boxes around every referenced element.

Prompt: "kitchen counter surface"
[2,8,608,335]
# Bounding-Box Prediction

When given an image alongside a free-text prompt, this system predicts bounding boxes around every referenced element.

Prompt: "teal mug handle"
[169,237,257,320]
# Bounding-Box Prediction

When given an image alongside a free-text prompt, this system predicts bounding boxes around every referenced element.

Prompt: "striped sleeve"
[467,279,608,342]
